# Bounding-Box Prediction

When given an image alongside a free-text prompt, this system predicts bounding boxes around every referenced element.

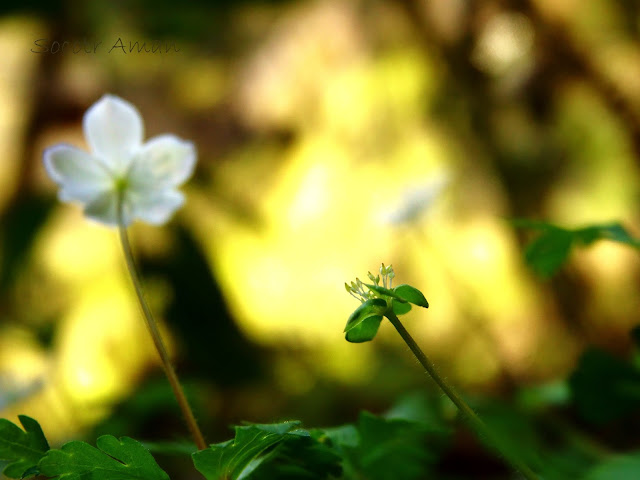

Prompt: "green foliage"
[344,280,429,343]
[584,453,640,480]
[475,398,603,480]
[0,415,49,478]
[476,401,543,473]
[391,298,412,315]
[192,410,448,480]
[38,436,169,480]
[513,220,640,277]
[364,283,429,309]
[141,441,196,456]
[345,315,383,343]
[569,348,640,424]
[392,284,429,308]
[2,381,638,480]
[364,283,400,299]
[242,432,342,479]
[343,298,386,343]
[192,421,341,480]
[321,411,443,480]
[523,226,573,277]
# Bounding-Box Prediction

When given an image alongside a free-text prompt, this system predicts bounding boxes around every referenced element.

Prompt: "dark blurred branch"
[513,0,640,159]
[396,0,640,161]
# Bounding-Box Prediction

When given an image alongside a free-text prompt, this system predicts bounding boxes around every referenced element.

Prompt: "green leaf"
[0,415,49,478]
[516,381,571,410]
[514,220,640,277]
[322,412,438,480]
[364,284,407,302]
[344,298,387,332]
[393,285,429,308]
[344,298,387,343]
[345,315,383,343]
[245,432,342,479]
[584,453,640,480]
[574,223,640,248]
[315,425,359,448]
[524,227,573,277]
[392,299,412,316]
[38,436,169,480]
[142,441,196,456]
[384,392,453,434]
[569,349,640,424]
[476,401,543,473]
[192,421,306,480]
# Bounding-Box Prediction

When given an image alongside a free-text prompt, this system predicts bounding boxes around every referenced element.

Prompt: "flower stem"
[385,311,540,480]
[117,213,207,451]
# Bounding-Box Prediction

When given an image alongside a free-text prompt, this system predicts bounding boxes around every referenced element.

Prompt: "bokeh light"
[0,0,638,473]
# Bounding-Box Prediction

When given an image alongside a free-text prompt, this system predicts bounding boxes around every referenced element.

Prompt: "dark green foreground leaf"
[0,415,49,478]
[243,431,342,479]
[584,453,640,480]
[321,412,441,480]
[38,436,169,480]
[192,422,340,480]
[569,349,640,424]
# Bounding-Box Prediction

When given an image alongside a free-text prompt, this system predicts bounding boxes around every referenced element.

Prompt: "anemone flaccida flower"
[44,94,196,226]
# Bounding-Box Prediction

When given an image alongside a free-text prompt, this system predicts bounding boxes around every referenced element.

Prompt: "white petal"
[128,135,196,190]
[43,144,112,203]
[83,191,134,227]
[129,189,185,225]
[83,95,143,171]
[128,135,196,191]
[380,173,449,225]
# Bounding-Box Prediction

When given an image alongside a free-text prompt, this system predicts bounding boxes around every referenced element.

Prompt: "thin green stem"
[386,311,540,480]
[117,205,207,451]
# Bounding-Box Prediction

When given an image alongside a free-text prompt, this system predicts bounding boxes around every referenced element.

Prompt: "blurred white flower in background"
[380,171,449,226]
[43,94,196,227]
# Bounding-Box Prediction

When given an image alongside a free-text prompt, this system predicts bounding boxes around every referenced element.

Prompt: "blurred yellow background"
[0,0,639,454]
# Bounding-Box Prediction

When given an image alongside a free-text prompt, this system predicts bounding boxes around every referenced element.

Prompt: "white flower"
[44,94,196,227]
[380,171,449,226]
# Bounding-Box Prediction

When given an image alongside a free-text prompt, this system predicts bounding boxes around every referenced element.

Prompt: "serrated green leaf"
[192,421,304,480]
[392,299,412,316]
[345,315,383,343]
[344,298,386,333]
[393,285,429,308]
[38,436,169,480]
[0,415,49,478]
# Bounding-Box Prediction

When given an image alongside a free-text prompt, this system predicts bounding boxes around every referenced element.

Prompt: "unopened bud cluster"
[345,263,395,303]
